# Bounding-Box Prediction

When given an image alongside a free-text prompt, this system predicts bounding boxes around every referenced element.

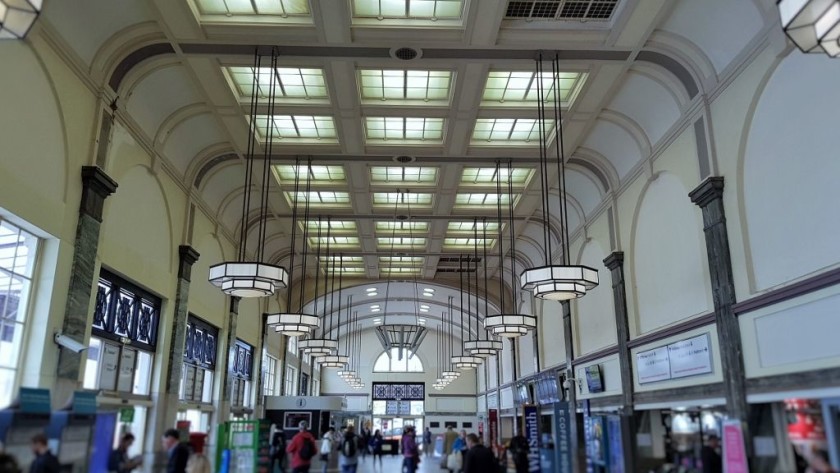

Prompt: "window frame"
[372,349,424,373]
[262,352,280,396]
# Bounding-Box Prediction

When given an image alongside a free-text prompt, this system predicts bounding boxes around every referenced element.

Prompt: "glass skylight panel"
[447,221,502,233]
[372,192,433,207]
[359,70,453,102]
[274,165,345,183]
[196,0,310,16]
[461,167,533,186]
[482,71,583,105]
[376,221,429,232]
[286,191,351,206]
[380,267,423,274]
[324,266,366,274]
[321,255,364,263]
[370,166,438,184]
[444,238,496,247]
[303,220,357,232]
[454,193,517,207]
[472,118,554,143]
[365,117,444,142]
[309,236,360,247]
[255,115,337,141]
[380,256,424,265]
[352,0,464,20]
[227,67,327,100]
[377,237,426,248]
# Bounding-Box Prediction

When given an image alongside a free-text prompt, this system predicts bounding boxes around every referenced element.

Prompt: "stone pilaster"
[57,167,117,383]
[253,312,269,416]
[689,177,751,446]
[561,300,580,473]
[603,252,637,473]
[219,297,240,420]
[164,246,200,395]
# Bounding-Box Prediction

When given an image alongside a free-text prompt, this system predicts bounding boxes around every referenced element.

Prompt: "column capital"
[603,251,625,271]
[689,176,725,208]
[80,166,118,221]
[177,245,200,281]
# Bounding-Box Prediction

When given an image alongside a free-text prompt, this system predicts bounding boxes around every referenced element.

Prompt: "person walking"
[286,421,318,473]
[422,427,432,457]
[29,434,59,473]
[442,426,458,470]
[108,433,141,473]
[359,425,371,461]
[700,435,722,473]
[319,427,335,473]
[401,426,419,473]
[370,430,384,471]
[463,434,495,473]
[338,425,361,473]
[508,433,530,473]
[161,429,190,473]
[271,429,287,473]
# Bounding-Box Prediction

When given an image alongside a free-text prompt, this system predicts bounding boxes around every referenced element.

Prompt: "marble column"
[603,252,637,472]
[689,177,751,448]
[56,167,117,385]
[253,312,269,415]
[164,246,200,395]
[218,296,240,420]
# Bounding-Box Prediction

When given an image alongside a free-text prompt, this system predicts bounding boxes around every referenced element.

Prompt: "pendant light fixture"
[375,191,428,359]
[0,0,42,40]
[209,48,288,298]
[441,296,461,381]
[465,218,503,357]
[484,161,537,337]
[451,252,482,370]
[316,299,349,369]
[337,296,357,380]
[520,54,598,300]
[299,218,340,357]
[267,157,319,336]
[779,0,840,57]
[433,324,448,390]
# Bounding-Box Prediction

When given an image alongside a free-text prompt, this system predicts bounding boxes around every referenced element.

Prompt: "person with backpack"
[319,427,335,473]
[338,425,360,473]
[286,421,318,473]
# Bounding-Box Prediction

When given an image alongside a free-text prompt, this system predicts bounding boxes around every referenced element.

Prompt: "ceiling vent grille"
[435,267,477,273]
[391,47,422,61]
[505,0,618,20]
[438,257,482,263]
[394,155,416,163]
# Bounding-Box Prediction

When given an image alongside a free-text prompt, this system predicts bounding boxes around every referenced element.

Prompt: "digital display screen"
[585,365,604,393]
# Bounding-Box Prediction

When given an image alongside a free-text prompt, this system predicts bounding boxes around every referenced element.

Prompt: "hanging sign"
[523,405,541,473]
[489,409,498,447]
[119,407,135,423]
[606,415,625,473]
[553,402,572,473]
[722,420,749,473]
[19,387,51,414]
[636,334,712,384]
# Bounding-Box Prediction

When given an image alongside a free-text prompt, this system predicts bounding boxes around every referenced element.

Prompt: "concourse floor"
[286,452,446,473]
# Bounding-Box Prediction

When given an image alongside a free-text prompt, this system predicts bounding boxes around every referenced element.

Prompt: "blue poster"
[552,402,572,473]
[607,416,625,473]
[583,402,593,473]
[89,412,117,472]
[523,405,541,473]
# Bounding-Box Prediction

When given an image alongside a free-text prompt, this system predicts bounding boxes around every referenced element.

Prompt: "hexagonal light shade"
[442,370,460,379]
[451,355,483,370]
[299,338,339,355]
[0,0,42,40]
[465,339,502,357]
[209,262,289,298]
[779,0,840,56]
[317,355,349,368]
[484,313,537,338]
[267,313,320,337]
[520,265,598,301]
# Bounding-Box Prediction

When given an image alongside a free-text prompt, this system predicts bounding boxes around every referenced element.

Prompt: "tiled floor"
[280,452,448,473]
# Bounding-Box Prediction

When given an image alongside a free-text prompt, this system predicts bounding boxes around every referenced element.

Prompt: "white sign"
[636,334,713,385]
[636,346,671,384]
[668,334,712,379]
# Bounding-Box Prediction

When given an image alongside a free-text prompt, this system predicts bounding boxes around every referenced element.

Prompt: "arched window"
[373,349,424,372]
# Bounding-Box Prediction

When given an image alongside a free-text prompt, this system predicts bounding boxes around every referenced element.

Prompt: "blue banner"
[552,402,572,473]
[524,405,541,473]
[607,415,625,473]
[72,391,97,414]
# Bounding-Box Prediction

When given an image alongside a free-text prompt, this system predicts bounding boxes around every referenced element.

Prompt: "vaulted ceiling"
[38,0,772,334]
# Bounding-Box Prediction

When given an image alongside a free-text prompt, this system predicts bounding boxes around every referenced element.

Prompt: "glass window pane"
[83,337,103,390]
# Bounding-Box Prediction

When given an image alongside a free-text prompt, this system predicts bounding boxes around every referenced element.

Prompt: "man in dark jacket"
[161,429,190,473]
[29,434,59,473]
[463,434,495,473]
[108,433,141,472]
[509,433,530,473]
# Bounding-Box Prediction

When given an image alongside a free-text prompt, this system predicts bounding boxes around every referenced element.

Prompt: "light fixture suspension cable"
[495,161,507,313]
[257,48,279,263]
[285,157,301,309]
[237,49,260,261]
[382,190,402,326]
[535,53,552,265]
[553,53,572,265]
[297,158,314,312]
[507,160,519,313]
